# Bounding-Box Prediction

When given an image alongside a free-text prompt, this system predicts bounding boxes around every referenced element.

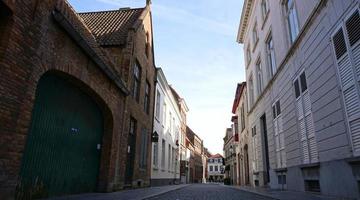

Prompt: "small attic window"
[145,32,150,58]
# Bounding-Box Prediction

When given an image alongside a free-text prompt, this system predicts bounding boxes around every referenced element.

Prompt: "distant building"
[169,86,190,184]
[231,82,250,186]
[223,128,237,185]
[151,68,181,186]
[207,154,225,182]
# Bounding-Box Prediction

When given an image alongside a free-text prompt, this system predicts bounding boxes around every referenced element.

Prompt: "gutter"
[52,9,130,96]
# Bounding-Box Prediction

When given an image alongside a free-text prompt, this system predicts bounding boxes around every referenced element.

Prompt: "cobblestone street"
[147,184,273,200]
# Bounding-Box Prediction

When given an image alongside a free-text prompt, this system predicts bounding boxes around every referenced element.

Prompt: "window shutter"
[345,11,360,47]
[333,25,360,154]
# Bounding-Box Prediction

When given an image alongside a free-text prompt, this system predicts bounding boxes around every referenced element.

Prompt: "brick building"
[80,3,156,189]
[0,0,155,199]
[186,126,204,183]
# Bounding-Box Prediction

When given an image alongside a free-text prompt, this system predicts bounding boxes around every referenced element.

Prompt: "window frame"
[132,61,142,102]
[266,32,277,77]
[285,0,300,43]
[144,80,151,114]
[256,58,264,95]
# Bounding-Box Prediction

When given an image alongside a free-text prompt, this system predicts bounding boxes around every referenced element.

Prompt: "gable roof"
[79,8,145,46]
[210,153,223,159]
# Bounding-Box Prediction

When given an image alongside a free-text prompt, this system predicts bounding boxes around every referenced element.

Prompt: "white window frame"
[256,58,264,95]
[266,32,277,77]
[285,0,299,43]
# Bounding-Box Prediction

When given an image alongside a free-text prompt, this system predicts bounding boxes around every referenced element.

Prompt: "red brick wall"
[0,1,128,198]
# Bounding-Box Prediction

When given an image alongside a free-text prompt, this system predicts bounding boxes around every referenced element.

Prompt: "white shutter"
[276,151,281,168]
[278,116,283,133]
[302,140,310,164]
[306,114,318,162]
[281,149,286,168]
[296,98,304,119]
[333,25,360,154]
[352,42,360,79]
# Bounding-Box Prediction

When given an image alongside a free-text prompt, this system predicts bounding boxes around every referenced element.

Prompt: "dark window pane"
[276,101,281,115]
[272,105,276,119]
[333,29,347,59]
[294,79,300,98]
[346,11,360,46]
[300,72,307,92]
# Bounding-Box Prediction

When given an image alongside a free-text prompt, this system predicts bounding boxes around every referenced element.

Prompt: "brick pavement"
[147,183,274,200]
[50,184,189,200]
[229,185,354,200]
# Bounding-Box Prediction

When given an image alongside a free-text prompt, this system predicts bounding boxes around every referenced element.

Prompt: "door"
[260,114,270,184]
[19,74,103,197]
[125,117,137,185]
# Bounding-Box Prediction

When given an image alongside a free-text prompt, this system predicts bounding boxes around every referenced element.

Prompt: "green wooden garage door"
[19,74,104,198]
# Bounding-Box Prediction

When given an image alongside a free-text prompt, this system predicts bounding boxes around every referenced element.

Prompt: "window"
[132,62,141,102]
[172,147,176,171]
[163,103,167,126]
[215,166,218,172]
[241,104,245,131]
[249,76,255,108]
[251,126,258,171]
[278,175,286,184]
[168,144,171,170]
[256,60,264,94]
[155,90,161,120]
[331,10,360,155]
[145,32,150,58]
[161,139,166,169]
[252,23,259,47]
[128,117,137,154]
[140,128,148,169]
[153,142,158,167]
[294,72,318,164]
[246,46,251,65]
[144,81,150,114]
[273,100,286,168]
[169,112,172,133]
[285,0,299,43]
[261,0,269,20]
[210,166,213,171]
[266,35,276,77]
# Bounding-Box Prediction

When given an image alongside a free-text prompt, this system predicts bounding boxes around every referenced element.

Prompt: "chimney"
[146,0,152,6]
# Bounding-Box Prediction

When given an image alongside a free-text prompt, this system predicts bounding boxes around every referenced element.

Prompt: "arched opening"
[16,72,112,198]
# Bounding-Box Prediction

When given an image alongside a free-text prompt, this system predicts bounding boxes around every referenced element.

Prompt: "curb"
[141,184,191,200]
[220,185,279,200]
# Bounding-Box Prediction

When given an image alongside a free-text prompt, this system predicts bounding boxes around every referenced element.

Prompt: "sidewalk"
[50,184,190,200]
[224,185,353,200]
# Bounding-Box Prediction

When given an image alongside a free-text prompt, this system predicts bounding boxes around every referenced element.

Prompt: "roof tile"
[79,8,144,46]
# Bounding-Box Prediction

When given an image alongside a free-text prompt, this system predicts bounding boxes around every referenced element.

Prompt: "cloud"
[95,0,144,7]
[152,4,236,37]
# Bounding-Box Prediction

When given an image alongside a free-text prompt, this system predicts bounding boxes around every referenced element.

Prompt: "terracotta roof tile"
[79,8,144,46]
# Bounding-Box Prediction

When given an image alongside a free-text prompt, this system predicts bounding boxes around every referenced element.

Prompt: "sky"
[68,0,246,155]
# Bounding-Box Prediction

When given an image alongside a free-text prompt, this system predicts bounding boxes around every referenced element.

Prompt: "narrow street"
[147,184,273,200]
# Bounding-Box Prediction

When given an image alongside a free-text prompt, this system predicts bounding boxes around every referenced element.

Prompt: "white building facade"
[151,68,181,186]
[207,154,225,182]
[237,0,360,198]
